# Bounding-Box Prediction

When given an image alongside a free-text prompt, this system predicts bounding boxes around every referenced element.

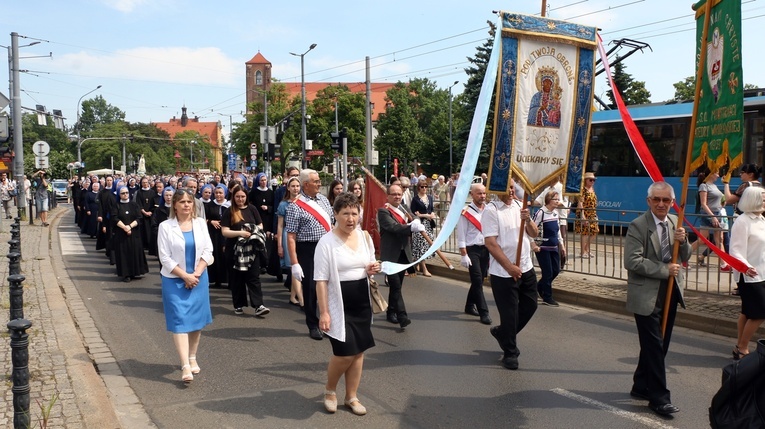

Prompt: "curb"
[46,209,156,429]
[427,261,763,340]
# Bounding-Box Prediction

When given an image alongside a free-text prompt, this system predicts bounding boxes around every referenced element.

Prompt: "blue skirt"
[162,271,212,333]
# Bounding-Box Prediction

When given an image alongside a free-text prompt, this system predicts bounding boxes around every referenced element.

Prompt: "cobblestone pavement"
[1,206,758,428]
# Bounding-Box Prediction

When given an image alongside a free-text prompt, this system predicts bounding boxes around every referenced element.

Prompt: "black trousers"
[228,259,263,310]
[632,280,679,406]
[385,250,409,318]
[490,270,538,358]
[296,241,319,330]
[465,245,489,315]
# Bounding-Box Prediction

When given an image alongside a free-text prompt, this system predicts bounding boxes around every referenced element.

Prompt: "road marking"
[59,231,88,255]
[551,388,679,429]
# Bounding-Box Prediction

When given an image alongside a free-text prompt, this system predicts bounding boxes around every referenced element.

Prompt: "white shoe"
[581,253,591,259]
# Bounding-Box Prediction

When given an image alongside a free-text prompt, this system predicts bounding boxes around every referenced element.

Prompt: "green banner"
[691,0,743,177]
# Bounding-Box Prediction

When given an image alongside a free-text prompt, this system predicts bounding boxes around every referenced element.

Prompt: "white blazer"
[158,217,214,278]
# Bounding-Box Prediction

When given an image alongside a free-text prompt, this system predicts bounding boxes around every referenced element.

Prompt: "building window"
[256,70,263,85]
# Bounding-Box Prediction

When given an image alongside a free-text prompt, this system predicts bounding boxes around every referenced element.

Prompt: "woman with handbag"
[315,192,381,416]
[411,180,437,277]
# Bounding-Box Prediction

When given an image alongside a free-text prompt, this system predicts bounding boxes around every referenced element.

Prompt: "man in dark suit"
[624,181,691,417]
[378,183,425,330]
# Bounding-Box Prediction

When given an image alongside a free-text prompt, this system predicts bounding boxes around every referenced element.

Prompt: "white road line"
[551,388,679,429]
[59,231,88,256]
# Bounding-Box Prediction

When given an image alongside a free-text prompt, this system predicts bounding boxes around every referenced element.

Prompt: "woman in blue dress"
[157,188,214,384]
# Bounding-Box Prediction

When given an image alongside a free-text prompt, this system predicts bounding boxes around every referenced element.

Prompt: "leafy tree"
[173,129,213,173]
[79,95,126,134]
[672,76,696,101]
[19,112,74,179]
[456,21,496,174]
[308,84,367,172]
[606,58,651,107]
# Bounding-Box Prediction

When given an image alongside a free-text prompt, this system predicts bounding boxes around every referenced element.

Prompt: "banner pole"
[515,187,529,266]
[541,0,547,17]
[662,0,714,337]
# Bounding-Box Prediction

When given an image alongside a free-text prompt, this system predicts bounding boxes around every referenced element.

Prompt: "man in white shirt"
[457,183,491,325]
[482,179,539,370]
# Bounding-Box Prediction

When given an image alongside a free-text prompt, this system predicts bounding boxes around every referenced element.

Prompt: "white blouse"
[730,213,765,282]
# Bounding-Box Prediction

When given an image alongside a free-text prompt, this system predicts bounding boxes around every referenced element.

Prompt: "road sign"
[259,126,276,144]
[35,156,49,169]
[307,150,324,156]
[34,140,50,157]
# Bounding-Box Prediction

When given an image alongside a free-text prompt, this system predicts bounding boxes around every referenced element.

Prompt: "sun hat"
[584,172,597,180]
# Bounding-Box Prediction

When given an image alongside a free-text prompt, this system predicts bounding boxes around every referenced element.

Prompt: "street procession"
[3,1,765,428]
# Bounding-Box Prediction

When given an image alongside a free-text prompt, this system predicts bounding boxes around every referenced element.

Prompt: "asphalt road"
[59,214,732,429]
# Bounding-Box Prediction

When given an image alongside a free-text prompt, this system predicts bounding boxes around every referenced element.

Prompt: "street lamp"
[189,139,197,172]
[76,85,102,165]
[290,43,317,169]
[448,80,459,177]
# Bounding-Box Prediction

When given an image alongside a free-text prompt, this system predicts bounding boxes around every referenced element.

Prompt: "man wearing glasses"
[286,169,334,340]
[624,181,690,417]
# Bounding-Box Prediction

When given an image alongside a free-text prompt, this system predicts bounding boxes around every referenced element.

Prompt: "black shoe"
[542,299,560,307]
[649,403,679,416]
[490,326,509,353]
[399,316,411,329]
[501,355,519,370]
[309,328,323,341]
[386,312,399,324]
[122,276,131,283]
[629,389,650,401]
[464,305,480,316]
[479,314,493,325]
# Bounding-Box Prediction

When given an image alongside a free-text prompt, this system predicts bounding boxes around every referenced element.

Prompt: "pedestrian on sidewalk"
[316,192,380,416]
[483,179,539,370]
[729,186,765,360]
[532,190,565,307]
[456,183,492,324]
[624,181,690,417]
[33,169,50,226]
[157,188,214,384]
[0,171,16,219]
[574,172,598,258]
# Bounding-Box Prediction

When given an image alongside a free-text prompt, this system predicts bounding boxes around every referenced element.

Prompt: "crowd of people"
[60,163,765,419]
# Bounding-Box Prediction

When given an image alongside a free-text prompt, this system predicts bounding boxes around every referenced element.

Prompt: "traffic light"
[330,132,340,151]
[268,143,276,161]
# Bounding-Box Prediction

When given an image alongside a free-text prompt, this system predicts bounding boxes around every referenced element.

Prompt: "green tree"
[456,22,496,174]
[79,95,126,134]
[19,112,74,179]
[606,58,651,107]
[672,76,696,101]
[308,85,367,172]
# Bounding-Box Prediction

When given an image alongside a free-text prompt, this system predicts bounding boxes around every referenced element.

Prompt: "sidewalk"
[0,207,153,428]
[1,207,757,428]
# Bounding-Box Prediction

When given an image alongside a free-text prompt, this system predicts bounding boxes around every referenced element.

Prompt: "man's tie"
[660,221,671,263]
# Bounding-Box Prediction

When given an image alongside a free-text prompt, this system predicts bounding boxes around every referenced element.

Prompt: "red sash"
[386,205,407,224]
[462,209,482,232]
[295,199,331,232]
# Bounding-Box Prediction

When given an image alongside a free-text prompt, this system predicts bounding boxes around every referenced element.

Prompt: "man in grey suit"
[378,183,425,330]
[624,181,691,417]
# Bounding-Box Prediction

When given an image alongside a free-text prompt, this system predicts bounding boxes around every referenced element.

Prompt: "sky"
[4,0,765,139]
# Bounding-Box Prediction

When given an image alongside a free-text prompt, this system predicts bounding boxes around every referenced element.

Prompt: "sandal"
[697,255,707,267]
[344,397,367,415]
[324,390,337,413]
[181,364,193,383]
[189,356,200,374]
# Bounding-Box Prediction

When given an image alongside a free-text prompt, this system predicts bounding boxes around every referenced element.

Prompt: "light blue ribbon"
[381,22,501,275]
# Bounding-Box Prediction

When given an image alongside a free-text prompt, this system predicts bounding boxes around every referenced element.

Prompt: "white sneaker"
[254,305,270,316]
[581,253,591,259]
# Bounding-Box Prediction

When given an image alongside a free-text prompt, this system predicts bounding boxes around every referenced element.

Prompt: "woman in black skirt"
[112,186,149,282]
[151,186,174,261]
[315,192,380,416]
[205,184,230,288]
[729,186,765,359]
[81,181,101,238]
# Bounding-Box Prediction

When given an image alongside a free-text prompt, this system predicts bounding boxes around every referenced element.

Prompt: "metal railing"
[431,201,736,296]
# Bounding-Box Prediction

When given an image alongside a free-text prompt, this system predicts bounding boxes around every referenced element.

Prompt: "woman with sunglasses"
[411,181,437,277]
[574,172,599,258]
[157,188,214,384]
[112,186,149,282]
[221,184,270,316]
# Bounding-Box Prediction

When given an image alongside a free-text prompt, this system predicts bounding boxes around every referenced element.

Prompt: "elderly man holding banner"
[624,182,690,417]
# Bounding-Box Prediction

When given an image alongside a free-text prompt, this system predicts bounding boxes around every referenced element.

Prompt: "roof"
[246,52,270,65]
[152,117,222,148]
[282,82,396,121]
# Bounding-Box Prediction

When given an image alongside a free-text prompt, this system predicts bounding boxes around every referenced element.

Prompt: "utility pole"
[11,33,25,220]
[365,56,373,173]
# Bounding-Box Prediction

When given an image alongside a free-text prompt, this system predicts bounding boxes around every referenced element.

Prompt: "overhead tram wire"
[565,0,645,20]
